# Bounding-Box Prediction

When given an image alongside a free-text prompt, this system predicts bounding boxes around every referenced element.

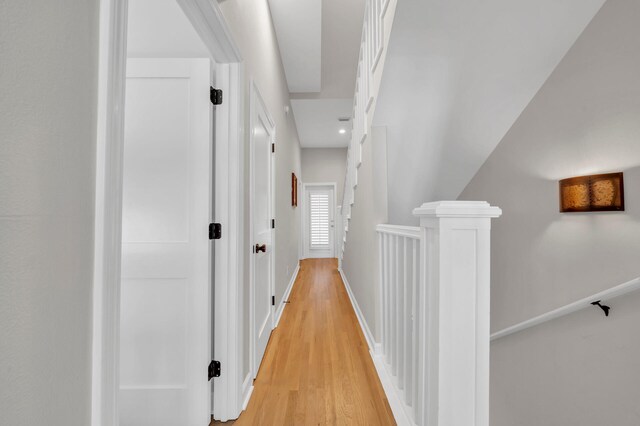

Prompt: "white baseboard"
[275,263,300,327]
[241,372,254,411]
[370,353,414,426]
[337,268,413,426]
[241,264,298,414]
[337,268,377,352]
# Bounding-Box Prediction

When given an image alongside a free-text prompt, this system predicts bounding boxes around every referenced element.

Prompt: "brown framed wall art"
[291,173,298,207]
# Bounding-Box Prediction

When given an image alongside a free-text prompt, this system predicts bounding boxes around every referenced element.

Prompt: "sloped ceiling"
[268,0,322,92]
[373,0,606,224]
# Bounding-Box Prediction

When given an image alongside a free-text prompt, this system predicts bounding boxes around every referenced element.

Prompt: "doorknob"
[255,243,266,253]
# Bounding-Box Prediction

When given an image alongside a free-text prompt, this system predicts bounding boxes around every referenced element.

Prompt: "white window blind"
[310,193,330,247]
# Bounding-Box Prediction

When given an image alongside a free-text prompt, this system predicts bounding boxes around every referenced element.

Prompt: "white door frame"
[248,80,276,380]
[93,0,245,424]
[301,182,337,259]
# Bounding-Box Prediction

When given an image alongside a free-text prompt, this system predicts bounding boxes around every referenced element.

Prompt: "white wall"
[218,0,303,383]
[373,0,605,225]
[459,1,640,424]
[301,148,347,201]
[0,1,99,425]
[341,127,388,341]
[127,0,209,58]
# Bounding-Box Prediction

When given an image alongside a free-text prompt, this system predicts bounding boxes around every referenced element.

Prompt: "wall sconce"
[559,172,625,212]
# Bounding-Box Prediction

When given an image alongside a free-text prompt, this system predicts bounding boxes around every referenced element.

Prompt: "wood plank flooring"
[212,258,395,425]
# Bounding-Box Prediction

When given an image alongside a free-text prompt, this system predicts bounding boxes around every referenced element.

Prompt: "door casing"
[248,80,276,379]
[92,0,245,423]
[302,182,338,259]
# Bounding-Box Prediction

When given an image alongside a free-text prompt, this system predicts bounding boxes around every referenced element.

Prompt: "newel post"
[413,201,502,426]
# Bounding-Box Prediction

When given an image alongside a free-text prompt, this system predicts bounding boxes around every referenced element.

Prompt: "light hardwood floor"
[212,258,395,425]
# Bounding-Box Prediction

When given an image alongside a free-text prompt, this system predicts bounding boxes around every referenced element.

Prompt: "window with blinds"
[309,192,330,247]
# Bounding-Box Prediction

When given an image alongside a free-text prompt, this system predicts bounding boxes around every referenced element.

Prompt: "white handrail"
[491,276,640,341]
[376,224,421,239]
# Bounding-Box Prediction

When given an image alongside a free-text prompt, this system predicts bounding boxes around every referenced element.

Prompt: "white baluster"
[389,234,396,370]
[403,236,411,399]
[410,238,418,410]
[397,236,405,388]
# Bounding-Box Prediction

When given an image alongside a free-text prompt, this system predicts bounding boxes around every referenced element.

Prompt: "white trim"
[241,372,254,411]
[92,1,128,425]
[249,79,277,380]
[212,62,245,422]
[93,1,245,424]
[381,0,391,18]
[492,276,640,341]
[275,263,300,327]
[302,182,337,259]
[175,0,242,63]
[338,268,412,426]
[338,268,378,353]
[376,224,421,239]
[370,356,414,426]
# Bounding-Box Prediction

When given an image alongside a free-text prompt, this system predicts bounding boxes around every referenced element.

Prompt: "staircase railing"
[492,275,640,341]
[340,0,396,260]
[377,201,502,426]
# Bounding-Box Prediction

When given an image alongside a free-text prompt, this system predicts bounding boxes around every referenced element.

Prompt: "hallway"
[216,258,395,425]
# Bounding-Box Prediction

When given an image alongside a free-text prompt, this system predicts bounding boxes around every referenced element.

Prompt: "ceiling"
[290,99,352,148]
[373,0,606,224]
[268,0,322,92]
[268,0,366,148]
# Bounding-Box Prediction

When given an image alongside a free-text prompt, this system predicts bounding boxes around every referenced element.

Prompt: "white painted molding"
[339,0,398,261]
[370,355,415,426]
[92,1,128,425]
[93,1,246,424]
[241,372,254,411]
[492,276,640,341]
[412,200,502,218]
[274,263,300,327]
[414,200,502,426]
[339,268,411,425]
[376,224,420,239]
[338,269,377,352]
[248,79,277,382]
[175,0,242,63]
[212,62,245,422]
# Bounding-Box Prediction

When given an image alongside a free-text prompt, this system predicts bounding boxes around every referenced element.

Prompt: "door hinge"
[208,360,221,380]
[209,223,222,240]
[271,219,275,229]
[271,143,275,153]
[271,295,275,306]
[210,87,223,105]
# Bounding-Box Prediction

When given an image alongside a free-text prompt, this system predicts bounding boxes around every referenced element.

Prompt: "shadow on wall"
[487,166,640,426]
[484,165,640,329]
[491,284,640,425]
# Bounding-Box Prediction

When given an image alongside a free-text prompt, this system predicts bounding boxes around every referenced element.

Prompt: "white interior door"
[120,58,211,426]
[250,84,275,377]
[305,185,335,259]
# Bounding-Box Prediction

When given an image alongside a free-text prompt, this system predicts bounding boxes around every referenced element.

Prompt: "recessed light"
[339,129,346,134]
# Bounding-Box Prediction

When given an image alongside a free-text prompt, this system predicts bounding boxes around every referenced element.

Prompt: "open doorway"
[120,2,213,425]
[93,0,244,423]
